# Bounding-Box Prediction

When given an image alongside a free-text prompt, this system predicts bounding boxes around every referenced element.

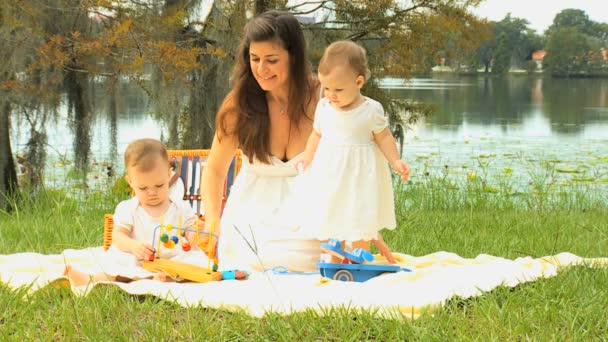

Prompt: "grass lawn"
[1,184,607,340]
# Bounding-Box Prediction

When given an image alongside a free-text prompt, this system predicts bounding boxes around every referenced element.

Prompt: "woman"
[200,11,321,272]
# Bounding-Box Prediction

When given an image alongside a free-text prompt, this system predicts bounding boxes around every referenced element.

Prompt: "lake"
[381,75,608,191]
[9,74,608,192]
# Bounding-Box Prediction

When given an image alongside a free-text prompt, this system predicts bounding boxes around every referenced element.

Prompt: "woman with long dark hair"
[201,11,321,271]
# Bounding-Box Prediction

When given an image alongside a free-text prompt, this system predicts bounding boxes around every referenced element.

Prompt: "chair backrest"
[168,149,242,216]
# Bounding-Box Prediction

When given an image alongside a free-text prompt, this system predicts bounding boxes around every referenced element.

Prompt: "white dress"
[299,97,396,241]
[217,154,321,272]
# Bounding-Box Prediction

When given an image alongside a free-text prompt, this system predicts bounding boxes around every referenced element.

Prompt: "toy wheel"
[333,269,354,282]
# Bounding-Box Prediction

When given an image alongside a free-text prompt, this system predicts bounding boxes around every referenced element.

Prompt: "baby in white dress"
[296,40,410,262]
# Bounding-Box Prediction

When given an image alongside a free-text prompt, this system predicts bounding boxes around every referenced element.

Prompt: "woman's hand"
[202,219,220,258]
[295,131,320,173]
[391,159,410,182]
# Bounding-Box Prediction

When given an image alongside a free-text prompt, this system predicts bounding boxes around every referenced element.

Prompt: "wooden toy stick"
[177,215,182,243]
[321,247,346,261]
[207,220,216,270]
[194,215,200,246]
[157,215,164,258]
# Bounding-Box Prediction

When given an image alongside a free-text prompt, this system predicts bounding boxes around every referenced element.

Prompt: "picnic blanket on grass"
[1,247,606,318]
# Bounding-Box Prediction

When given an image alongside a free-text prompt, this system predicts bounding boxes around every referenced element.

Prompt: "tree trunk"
[108,81,118,160]
[254,0,287,14]
[181,1,244,148]
[183,64,219,148]
[255,0,267,14]
[0,99,18,209]
[66,68,91,176]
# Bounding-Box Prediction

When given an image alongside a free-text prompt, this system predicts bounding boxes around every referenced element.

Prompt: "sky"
[472,0,608,34]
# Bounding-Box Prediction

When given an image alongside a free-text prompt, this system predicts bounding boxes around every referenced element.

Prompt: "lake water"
[10,74,608,192]
[381,75,608,191]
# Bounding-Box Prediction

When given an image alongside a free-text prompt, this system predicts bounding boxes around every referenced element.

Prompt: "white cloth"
[298,97,396,241]
[106,197,207,278]
[2,248,607,319]
[217,154,321,272]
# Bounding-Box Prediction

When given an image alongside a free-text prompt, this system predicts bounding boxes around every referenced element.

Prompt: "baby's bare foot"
[63,266,92,287]
[152,272,170,282]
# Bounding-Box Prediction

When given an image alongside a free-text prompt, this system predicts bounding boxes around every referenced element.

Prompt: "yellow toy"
[142,258,222,282]
[143,216,222,283]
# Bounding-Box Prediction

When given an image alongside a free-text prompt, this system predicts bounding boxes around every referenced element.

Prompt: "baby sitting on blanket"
[65,138,209,286]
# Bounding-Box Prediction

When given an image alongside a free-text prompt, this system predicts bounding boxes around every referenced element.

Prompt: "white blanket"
[1,247,606,318]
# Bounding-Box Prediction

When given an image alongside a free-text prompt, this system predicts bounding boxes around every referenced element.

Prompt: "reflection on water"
[381,75,608,191]
[10,75,608,190]
[382,75,608,138]
[12,82,160,164]
[10,82,161,189]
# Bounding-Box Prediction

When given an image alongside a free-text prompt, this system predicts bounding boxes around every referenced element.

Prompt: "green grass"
[1,182,607,340]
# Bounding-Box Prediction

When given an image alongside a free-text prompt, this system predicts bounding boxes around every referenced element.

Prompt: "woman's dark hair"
[217,11,317,163]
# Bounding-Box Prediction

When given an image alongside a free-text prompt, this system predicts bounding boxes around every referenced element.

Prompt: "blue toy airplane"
[317,239,411,282]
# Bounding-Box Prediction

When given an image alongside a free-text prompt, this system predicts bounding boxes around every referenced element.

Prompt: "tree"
[474,14,542,73]
[544,27,591,77]
[1,0,226,194]
[492,33,510,75]
[1,0,489,199]
[0,100,18,210]
[1,2,41,202]
[287,0,487,145]
[546,9,594,37]
[543,8,607,77]
[178,1,246,149]
[0,8,18,209]
[476,26,497,73]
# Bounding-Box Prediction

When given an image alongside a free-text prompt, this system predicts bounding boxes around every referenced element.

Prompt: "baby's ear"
[356,75,365,88]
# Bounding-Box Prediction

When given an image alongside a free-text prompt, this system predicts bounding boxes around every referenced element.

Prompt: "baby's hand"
[131,242,155,260]
[293,156,311,173]
[391,159,410,182]
[184,231,197,244]
[373,234,396,264]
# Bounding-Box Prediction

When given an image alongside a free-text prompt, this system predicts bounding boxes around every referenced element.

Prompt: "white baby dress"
[297,97,396,241]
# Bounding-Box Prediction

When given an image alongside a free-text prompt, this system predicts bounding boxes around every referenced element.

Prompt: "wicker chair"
[102,149,242,251]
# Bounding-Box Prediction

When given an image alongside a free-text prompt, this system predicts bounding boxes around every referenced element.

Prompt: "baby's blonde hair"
[124,138,169,173]
[318,40,371,81]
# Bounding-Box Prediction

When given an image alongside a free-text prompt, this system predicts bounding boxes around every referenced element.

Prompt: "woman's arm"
[296,130,320,171]
[201,133,238,231]
[296,82,322,170]
[200,98,239,234]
